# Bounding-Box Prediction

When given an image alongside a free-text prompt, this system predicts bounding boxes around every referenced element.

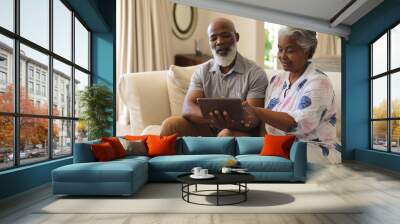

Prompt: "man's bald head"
[207,18,239,67]
[207,18,236,35]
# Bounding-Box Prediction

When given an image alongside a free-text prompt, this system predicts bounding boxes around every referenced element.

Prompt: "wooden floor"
[1,162,400,224]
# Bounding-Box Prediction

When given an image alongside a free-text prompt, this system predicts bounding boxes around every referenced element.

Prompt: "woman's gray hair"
[278,27,318,59]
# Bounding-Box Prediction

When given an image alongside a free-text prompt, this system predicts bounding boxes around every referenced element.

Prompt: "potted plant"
[79,84,113,140]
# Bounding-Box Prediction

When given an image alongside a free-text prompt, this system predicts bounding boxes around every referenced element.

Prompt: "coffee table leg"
[195,184,197,192]
[217,184,219,206]
[245,183,247,201]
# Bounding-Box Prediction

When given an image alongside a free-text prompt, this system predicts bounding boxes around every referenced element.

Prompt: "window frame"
[370,20,400,154]
[0,0,92,171]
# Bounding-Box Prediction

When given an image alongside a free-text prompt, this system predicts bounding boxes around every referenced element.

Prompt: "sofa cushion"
[167,65,198,116]
[147,134,177,157]
[260,134,296,159]
[180,137,235,155]
[236,137,263,155]
[118,138,147,156]
[148,154,235,172]
[101,137,127,158]
[118,71,171,134]
[236,155,293,172]
[52,159,147,183]
[91,142,118,161]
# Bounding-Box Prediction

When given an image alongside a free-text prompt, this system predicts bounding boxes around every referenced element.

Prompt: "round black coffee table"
[177,173,255,206]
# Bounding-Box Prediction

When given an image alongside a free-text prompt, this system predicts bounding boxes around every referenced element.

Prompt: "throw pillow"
[101,137,127,158]
[167,65,199,116]
[146,134,177,157]
[124,135,148,142]
[91,142,117,161]
[118,138,147,156]
[259,134,296,159]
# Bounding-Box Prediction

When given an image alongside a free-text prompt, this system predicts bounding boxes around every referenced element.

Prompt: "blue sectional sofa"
[52,137,307,196]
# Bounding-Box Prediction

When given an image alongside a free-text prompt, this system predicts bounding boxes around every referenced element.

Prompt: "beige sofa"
[118,65,341,137]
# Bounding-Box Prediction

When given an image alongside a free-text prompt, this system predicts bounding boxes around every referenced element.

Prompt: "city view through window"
[0,0,91,170]
[371,23,400,153]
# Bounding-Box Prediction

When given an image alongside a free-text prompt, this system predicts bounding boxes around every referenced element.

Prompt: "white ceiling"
[169,0,384,38]
[227,0,352,22]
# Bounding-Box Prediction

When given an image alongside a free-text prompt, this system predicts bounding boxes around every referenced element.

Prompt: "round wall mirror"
[172,3,197,40]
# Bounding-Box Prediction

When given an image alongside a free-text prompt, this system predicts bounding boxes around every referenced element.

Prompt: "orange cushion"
[124,135,148,142]
[146,134,177,157]
[259,134,296,159]
[91,142,118,161]
[101,137,126,158]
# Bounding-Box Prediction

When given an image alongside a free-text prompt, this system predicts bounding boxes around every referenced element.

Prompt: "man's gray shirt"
[188,53,268,100]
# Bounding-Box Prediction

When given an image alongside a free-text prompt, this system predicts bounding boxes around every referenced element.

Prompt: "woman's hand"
[240,101,260,128]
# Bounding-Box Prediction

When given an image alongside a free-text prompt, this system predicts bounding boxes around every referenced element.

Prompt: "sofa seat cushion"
[148,154,235,172]
[236,155,293,172]
[53,159,147,183]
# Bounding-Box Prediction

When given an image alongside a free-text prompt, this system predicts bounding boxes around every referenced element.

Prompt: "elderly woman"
[244,27,340,164]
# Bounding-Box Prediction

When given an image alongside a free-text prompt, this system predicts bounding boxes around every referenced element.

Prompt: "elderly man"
[160,18,268,137]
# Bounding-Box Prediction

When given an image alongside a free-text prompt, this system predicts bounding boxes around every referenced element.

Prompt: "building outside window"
[0,54,7,89]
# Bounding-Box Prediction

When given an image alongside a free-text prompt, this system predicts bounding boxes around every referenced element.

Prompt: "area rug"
[37,183,362,214]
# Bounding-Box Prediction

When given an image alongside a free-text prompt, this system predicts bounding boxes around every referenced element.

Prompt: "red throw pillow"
[91,142,117,161]
[146,134,177,157]
[124,135,148,142]
[259,134,296,159]
[101,137,126,158]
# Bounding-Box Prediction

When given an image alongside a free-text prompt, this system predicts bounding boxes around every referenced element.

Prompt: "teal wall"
[92,32,115,135]
[343,0,400,171]
[0,158,72,199]
[0,0,115,200]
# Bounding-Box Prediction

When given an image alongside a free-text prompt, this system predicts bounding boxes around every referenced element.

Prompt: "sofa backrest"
[74,137,304,163]
[235,137,264,155]
[176,137,236,155]
[118,71,171,134]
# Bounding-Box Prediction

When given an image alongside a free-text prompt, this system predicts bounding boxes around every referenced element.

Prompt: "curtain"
[314,33,341,58]
[117,0,173,128]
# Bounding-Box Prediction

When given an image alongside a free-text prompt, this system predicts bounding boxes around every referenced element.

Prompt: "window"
[370,23,400,154]
[28,67,34,80]
[0,54,7,67]
[0,0,14,32]
[36,83,40,95]
[20,0,49,49]
[0,71,6,85]
[28,81,34,94]
[42,85,46,97]
[35,70,41,81]
[0,0,91,170]
[0,34,13,113]
[75,18,89,70]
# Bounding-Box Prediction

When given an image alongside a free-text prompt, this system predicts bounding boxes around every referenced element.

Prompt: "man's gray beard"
[211,46,237,67]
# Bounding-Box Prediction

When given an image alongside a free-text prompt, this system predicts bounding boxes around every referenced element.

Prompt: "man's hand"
[208,110,237,129]
[240,101,260,129]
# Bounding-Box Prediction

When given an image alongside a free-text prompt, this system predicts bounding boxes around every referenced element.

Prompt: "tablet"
[197,98,244,121]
